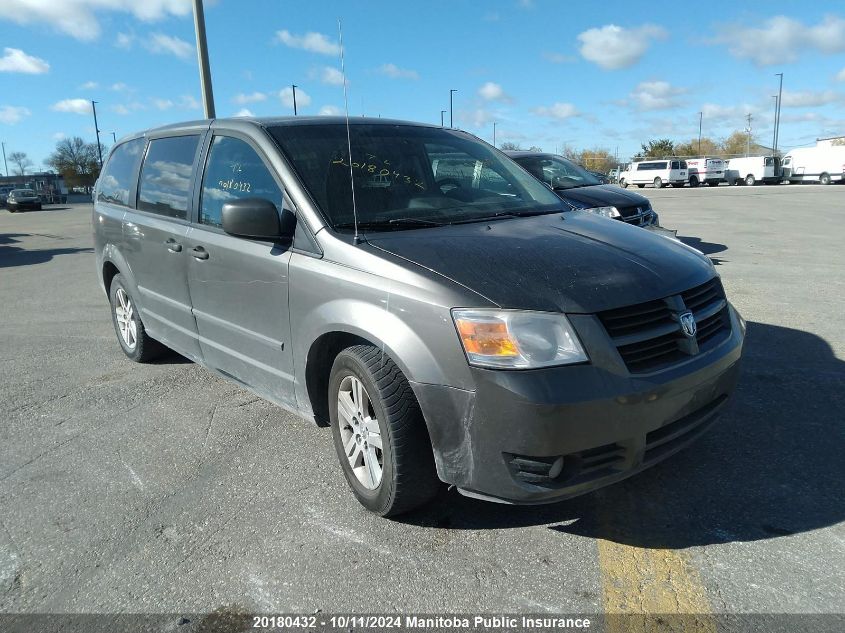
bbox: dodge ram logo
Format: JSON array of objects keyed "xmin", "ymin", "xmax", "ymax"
[{"xmin": 679, "ymin": 311, "xmax": 697, "ymax": 338}]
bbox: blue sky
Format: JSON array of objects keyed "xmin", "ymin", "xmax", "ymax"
[{"xmin": 1, "ymin": 0, "xmax": 844, "ymax": 171}]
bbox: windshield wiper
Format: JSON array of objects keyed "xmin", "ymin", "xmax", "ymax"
[
  {"xmin": 334, "ymin": 217, "xmax": 446, "ymax": 231},
  {"xmin": 453, "ymin": 209, "xmax": 561, "ymax": 224}
]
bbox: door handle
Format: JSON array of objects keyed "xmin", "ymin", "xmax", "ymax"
[
  {"xmin": 165, "ymin": 239, "xmax": 182, "ymax": 253},
  {"xmin": 191, "ymin": 246, "xmax": 209, "ymax": 260}
]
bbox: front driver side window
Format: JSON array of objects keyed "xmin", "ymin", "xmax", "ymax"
[{"xmin": 200, "ymin": 136, "xmax": 284, "ymax": 228}]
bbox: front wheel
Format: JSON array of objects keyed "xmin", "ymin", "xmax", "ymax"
[
  {"xmin": 819, "ymin": 172, "xmax": 831, "ymax": 185},
  {"xmin": 745, "ymin": 174, "xmax": 756, "ymax": 186},
  {"xmin": 653, "ymin": 177, "xmax": 663, "ymax": 188},
  {"xmin": 689, "ymin": 176, "xmax": 699, "ymax": 187},
  {"xmin": 329, "ymin": 345, "xmax": 440, "ymax": 517},
  {"xmin": 619, "ymin": 179, "xmax": 628, "ymax": 188}
]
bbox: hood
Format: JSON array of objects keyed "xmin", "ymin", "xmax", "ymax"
[
  {"xmin": 366, "ymin": 212, "xmax": 714, "ymax": 313},
  {"xmin": 555, "ymin": 184, "xmax": 649, "ymax": 210}
]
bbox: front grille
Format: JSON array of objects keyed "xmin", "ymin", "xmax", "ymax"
[
  {"xmin": 598, "ymin": 277, "xmax": 731, "ymax": 374},
  {"xmin": 618, "ymin": 204, "xmax": 654, "ymax": 226}
]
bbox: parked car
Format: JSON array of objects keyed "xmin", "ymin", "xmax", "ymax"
[
  {"xmin": 506, "ymin": 151, "xmax": 659, "ymax": 227},
  {"xmin": 586, "ymin": 168, "xmax": 609, "ymax": 184},
  {"xmin": 0, "ymin": 186, "xmax": 13, "ymax": 207},
  {"xmin": 93, "ymin": 117, "xmax": 744, "ymax": 516},
  {"xmin": 619, "ymin": 159, "xmax": 687, "ymax": 188},
  {"xmin": 782, "ymin": 146, "xmax": 845, "ymax": 185},
  {"xmin": 686, "ymin": 157, "xmax": 725, "ymax": 187},
  {"xmin": 725, "ymin": 156, "xmax": 781, "ymax": 186},
  {"xmin": 6, "ymin": 188, "xmax": 42, "ymax": 212}
]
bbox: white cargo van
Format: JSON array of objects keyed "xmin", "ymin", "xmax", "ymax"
[
  {"xmin": 619, "ymin": 159, "xmax": 687, "ymax": 189},
  {"xmin": 725, "ymin": 156, "xmax": 781, "ymax": 186},
  {"xmin": 782, "ymin": 146, "xmax": 845, "ymax": 185},
  {"xmin": 686, "ymin": 157, "xmax": 725, "ymax": 187}
]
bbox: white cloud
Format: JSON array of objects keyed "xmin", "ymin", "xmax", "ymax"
[
  {"xmin": 483, "ymin": 12, "xmax": 500, "ymax": 22},
  {"xmin": 320, "ymin": 66, "xmax": 344, "ymax": 85},
  {"xmin": 0, "ymin": 47, "xmax": 49, "ymax": 73},
  {"xmin": 234, "ymin": 108, "xmax": 254, "ymax": 117},
  {"xmin": 145, "ymin": 32, "xmax": 193, "ymax": 58},
  {"xmin": 115, "ymin": 31, "xmax": 134, "ymax": 49},
  {"xmin": 178, "ymin": 94, "xmax": 200, "ymax": 110},
  {"xmin": 275, "ymin": 29, "xmax": 339, "ymax": 55},
  {"xmin": 713, "ymin": 15, "xmax": 845, "ymax": 66},
  {"xmin": 700, "ymin": 102, "xmax": 760, "ymax": 121},
  {"xmin": 459, "ymin": 108, "xmax": 495, "ymax": 128},
  {"xmin": 378, "ymin": 63, "xmax": 419, "ymax": 80},
  {"xmin": 153, "ymin": 98, "xmax": 174, "ymax": 110},
  {"xmin": 478, "ymin": 81, "xmax": 510, "ymax": 102},
  {"xmin": 577, "ymin": 23, "xmax": 667, "ymax": 69},
  {"xmin": 318, "ymin": 105, "xmax": 342, "ymax": 116},
  {"xmin": 0, "ymin": 105, "xmax": 30, "ymax": 124},
  {"xmin": 51, "ymin": 98, "xmax": 92, "ymax": 115},
  {"xmin": 279, "ymin": 86, "xmax": 311, "ymax": 110},
  {"xmin": 628, "ymin": 80, "xmax": 686, "ymax": 111},
  {"xmin": 533, "ymin": 102, "xmax": 579, "ymax": 120},
  {"xmin": 53, "ymin": 131, "xmax": 66, "ymax": 140},
  {"xmin": 233, "ymin": 91, "xmax": 266, "ymax": 104},
  {"xmin": 79, "ymin": 80, "xmax": 98, "ymax": 89},
  {"xmin": 837, "ymin": 68, "xmax": 845, "ymax": 81},
  {"xmin": 110, "ymin": 82, "xmax": 129, "ymax": 92},
  {"xmin": 779, "ymin": 89, "xmax": 844, "ymax": 107},
  {"xmin": 0, "ymin": 0, "xmax": 192, "ymax": 42},
  {"xmin": 112, "ymin": 101, "xmax": 144, "ymax": 115}
]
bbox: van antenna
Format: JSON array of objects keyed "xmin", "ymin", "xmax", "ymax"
[{"xmin": 338, "ymin": 19, "xmax": 360, "ymax": 243}]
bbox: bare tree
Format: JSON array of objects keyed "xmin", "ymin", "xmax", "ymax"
[
  {"xmin": 46, "ymin": 137, "xmax": 102, "ymax": 189},
  {"xmin": 499, "ymin": 141, "xmax": 522, "ymax": 151},
  {"xmin": 8, "ymin": 151, "xmax": 33, "ymax": 176}
]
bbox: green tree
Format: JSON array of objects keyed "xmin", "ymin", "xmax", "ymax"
[
  {"xmin": 674, "ymin": 137, "xmax": 720, "ymax": 157},
  {"xmin": 46, "ymin": 137, "xmax": 102, "ymax": 189},
  {"xmin": 639, "ymin": 139, "xmax": 675, "ymax": 158},
  {"xmin": 8, "ymin": 151, "xmax": 32, "ymax": 176},
  {"xmin": 579, "ymin": 148, "xmax": 616, "ymax": 174},
  {"xmin": 721, "ymin": 130, "xmax": 756, "ymax": 157}
]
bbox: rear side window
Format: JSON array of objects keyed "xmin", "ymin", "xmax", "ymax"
[
  {"xmin": 137, "ymin": 135, "xmax": 200, "ymax": 220},
  {"xmin": 671, "ymin": 161, "xmax": 679, "ymax": 169},
  {"xmin": 199, "ymin": 136, "xmax": 283, "ymax": 228},
  {"xmin": 98, "ymin": 138, "xmax": 144, "ymax": 207}
]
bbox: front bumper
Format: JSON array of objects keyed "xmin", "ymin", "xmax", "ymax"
[{"xmin": 413, "ymin": 304, "xmax": 744, "ymax": 504}]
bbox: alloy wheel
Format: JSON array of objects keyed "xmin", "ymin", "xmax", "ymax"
[
  {"xmin": 337, "ymin": 375, "xmax": 383, "ymax": 489},
  {"xmin": 114, "ymin": 288, "xmax": 137, "ymax": 349}
]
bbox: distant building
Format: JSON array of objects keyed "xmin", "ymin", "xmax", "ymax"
[
  {"xmin": 816, "ymin": 135, "xmax": 845, "ymax": 148},
  {"xmin": 0, "ymin": 172, "xmax": 68, "ymax": 203}
]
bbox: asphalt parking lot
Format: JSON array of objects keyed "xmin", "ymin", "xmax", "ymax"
[{"xmin": 1, "ymin": 186, "xmax": 844, "ymax": 626}]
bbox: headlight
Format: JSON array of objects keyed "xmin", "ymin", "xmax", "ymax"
[
  {"xmin": 452, "ymin": 309, "xmax": 588, "ymax": 369},
  {"xmin": 582, "ymin": 206, "xmax": 620, "ymax": 219}
]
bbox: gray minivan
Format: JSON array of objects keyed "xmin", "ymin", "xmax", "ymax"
[{"xmin": 93, "ymin": 117, "xmax": 744, "ymax": 516}]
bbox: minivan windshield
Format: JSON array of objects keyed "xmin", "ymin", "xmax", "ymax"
[
  {"xmin": 269, "ymin": 124, "xmax": 565, "ymax": 231},
  {"xmin": 511, "ymin": 154, "xmax": 602, "ymax": 190},
  {"xmin": 12, "ymin": 189, "xmax": 36, "ymax": 196}
]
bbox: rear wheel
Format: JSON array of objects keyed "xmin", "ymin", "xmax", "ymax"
[
  {"xmin": 619, "ymin": 179, "xmax": 628, "ymax": 188},
  {"xmin": 745, "ymin": 174, "xmax": 756, "ymax": 186},
  {"xmin": 109, "ymin": 274, "xmax": 164, "ymax": 362},
  {"xmin": 653, "ymin": 177, "xmax": 663, "ymax": 189},
  {"xmin": 329, "ymin": 345, "xmax": 440, "ymax": 517},
  {"xmin": 819, "ymin": 172, "xmax": 831, "ymax": 185},
  {"xmin": 689, "ymin": 176, "xmax": 699, "ymax": 187}
]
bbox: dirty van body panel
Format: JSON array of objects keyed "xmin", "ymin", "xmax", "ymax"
[
  {"xmin": 366, "ymin": 211, "xmax": 714, "ymax": 314},
  {"xmin": 185, "ymin": 226, "xmax": 297, "ymax": 407}
]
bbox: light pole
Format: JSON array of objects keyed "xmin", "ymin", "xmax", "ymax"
[
  {"xmin": 698, "ymin": 111, "xmax": 703, "ymax": 155},
  {"xmin": 292, "ymin": 84, "xmax": 298, "ymax": 116},
  {"xmin": 1, "ymin": 141, "xmax": 7, "ymax": 177},
  {"xmin": 440, "ymin": 110, "xmax": 447, "ymax": 127},
  {"xmin": 771, "ymin": 96, "xmax": 778, "ymax": 155},
  {"xmin": 192, "ymin": 0, "xmax": 216, "ymax": 119},
  {"xmin": 774, "ymin": 72, "xmax": 783, "ymax": 154},
  {"xmin": 91, "ymin": 100, "xmax": 103, "ymax": 168},
  {"xmin": 110, "ymin": 131, "xmax": 117, "ymax": 143},
  {"xmin": 449, "ymin": 89, "xmax": 457, "ymax": 128},
  {"xmin": 493, "ymin": 122, "xmax": 497, "ymax": 147}
]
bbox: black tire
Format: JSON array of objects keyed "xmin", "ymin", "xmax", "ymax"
[
  {"xmin": 653, "ymin": 177, "xmax": 663, "ymax": 189},
  {"xmin": 619, "ymin": 179, "xmax": 628, "ymax": 188},
  {"xmin": 819, "ymin": 172, "xmax": 831, "ymax": 185},
  {"xmin": 671, "ymin": 183, "xmax": 683, "ymax": 188},
  {"xmin": 636, "ymin": 184, "xmax": 645, "ymax": 189},
  {"xmin": 108, "ymin": 274, "xmax": 164, "ymax": 362},
  {"xmin": 689, "ymin": 176, "xmax": 699, "ymax": 188},
  {"xmin": 329, "ymin": 345, "xmax": 439, "ymax": 517},
  {"xmin": 8, "ymin": 207, "xmax": 16, "ymax": 213},
  {"xmin": 745, "ymin": 174, "xmax": 756, "ymax": 186},
  {"xmin": 36, "ymin": 204, "xmax": 42, "ymax": 210}
]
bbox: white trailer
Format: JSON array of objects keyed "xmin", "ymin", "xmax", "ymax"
[
  {"xmin": 685, "ymin": 157, "xmax": 725, "ymax": 187},
  {"xmin": 782, "ymin": 145, "xmax": 845, "ymax": 185},
  {"xmin": 725, "ymin": 156, "xmax": 780, "ymax": 186}
]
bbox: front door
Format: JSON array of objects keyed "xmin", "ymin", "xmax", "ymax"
[
  {"xmin": 185, "ymin": 133, "xmax": 295, "ymax": 406},
  {"xmin": 123, "ymin": 134, "xmax": 203, "ymax": 359}
]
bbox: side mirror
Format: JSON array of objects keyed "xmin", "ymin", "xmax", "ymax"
[{"xmin": 221, "ymin": 198, "xmax": 290, "ymax": 240}]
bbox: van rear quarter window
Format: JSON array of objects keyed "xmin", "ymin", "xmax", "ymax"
[
  {"xmin": 97, "ymin": 138, "xmax": 144, "ymax": 207},
  {"xmin": 137, "ymin": 135, "xmax": 200, "ymax": 220}
]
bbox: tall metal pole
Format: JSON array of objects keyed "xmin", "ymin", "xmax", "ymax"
[
  {"xmin": 493, "ymin": 122, "xmax": 497, "ymax": 147},
  {"xmin": 774, "ymin": 73, "xmax": 783, "ymax": 154},
  {"xmin": 449, "ymin": 89, "xmax": 457, "ymax": 128},
  {"xmin": 771, "ymin": 96, "xmax": 778, "ymax": 155},
  {"xmin": 91, "ymin": 100, "xmax": 103, "ymax": 168},
  {"xmin": 110, "ymin": 131, "xmax": 117, "ymax": 143},
  {"xmin": 746, "ymin": 113, "xmax": 752, "ymax": 157},
  {"xmin": 440, "ymin": 110, "xmax": 446, "ymax": 127},
  {"xmin": 1, "ymin": 142, "xmax": 7, "ymax": 177},
  {"xmin": 192, "ymin": 0, "xmax": 216, "ymax": 119},
  {"xmin": 698, "ymin": 111, "xmax": 702, "ymax": 155},
  {"xmin": 292, "ymin": 84, "xmax": 298, "ymax": 116}
]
